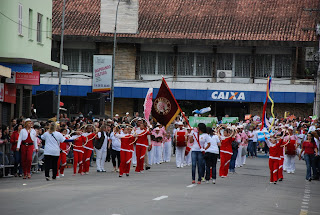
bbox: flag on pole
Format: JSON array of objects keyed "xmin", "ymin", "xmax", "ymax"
[
  {"xmin": 143, "ymin": 88, "xmax": 153, "ymax": 123},
  {"xmin": 152, "ymin": 79, "xmax": 180, "ymax": 129}
]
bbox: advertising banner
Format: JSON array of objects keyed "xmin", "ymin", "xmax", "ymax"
[
  {"xmin": 4, "ymin": 84, "xmax": 16, "ymax": 104},
  {"xmin": 92, "ymin": 55, "xmax": 112, "ymax": 92},
  {"xmin": 189, "ymin": 116, "xmax": 218, "ymax": 128},
  {"xmin": 222, "ymin": 117, "xmax": 239, "ymax": 124}
]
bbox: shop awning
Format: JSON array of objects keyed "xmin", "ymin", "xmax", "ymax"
[
  {"xmin": 0, "ymin": 65, "xmax": 12, "ymax": 78},
  {"xmin": 0, "ymin": 63, "xmax": 33, "ymax": 73}
]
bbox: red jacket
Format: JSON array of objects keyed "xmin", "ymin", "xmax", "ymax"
[{"xmin": 10, "ymin": 131, "xmax": 19, "ymax": 151}]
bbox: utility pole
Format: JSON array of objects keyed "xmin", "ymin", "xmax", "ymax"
[
  {"xmin": 111, "ymin": 0, "xmax": 120, "ymax": 119},
  {"xmin": 314, "ymin": 24, "xmax": 320, "ymax": 117},
  {"xmin": 57, "ymin": 0, "xmax": 66, "ymax": 122}
]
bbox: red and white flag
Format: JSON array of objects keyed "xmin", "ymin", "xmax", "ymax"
[{"xmin": 143, "ymin": 88, "xmax": 153, "ymax": 123}]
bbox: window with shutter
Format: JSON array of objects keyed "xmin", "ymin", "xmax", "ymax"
[
  {"xmin": 37, "ymin": 13, "xmax": 42, "ymax": 42},
  {"xmin": 275, "ymin": 55, "xmax": 292, "ymax": 78},
  {"xmin": 18, "ymin": 4, "xmax": 23, "ymax": 35},
  {"xmin": 255, "ymin": 55, "xmax": 272, "ymax": 77},
  {"xmin": 140, "ymin": 52, "xmax": 156, "ymax": 75},
  {"xmin": 28, "ymin": 9, "xmax": 33, "ymax": 39},
  {"xmin": 177, "ymin": 53, "xmax": 194, "ymax": 76},
  {"xmin": 217, "ymin": 54, "xmax": 233, "ymax": 70},
  {"xmin": 235, "ymin": 54, "xmax": 251, "ymax": 77}
]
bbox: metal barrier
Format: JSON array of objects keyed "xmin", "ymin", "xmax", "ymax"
[{"xmin": 0, "ymin": 143, "xmax": 14, "ymax": 177}]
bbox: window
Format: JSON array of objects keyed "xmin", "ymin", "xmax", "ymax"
[
  {"xmin": 235, "ymin": 54, "xmax": 251, "ymax": 77},
  {"xmin": 255, "ymin": 54, "xmax": 272, "ymax": 77},
  {"xmin": 196, "ymin": 54, "xmax": 212, "ymax": 76},
  {"xmin": 275, "ymin": 55, "xmax": 292, "ymax": 78},
  {"xmin": 140, "ymin": 52, "xmax": 156, "ymax": 75},
  {"xmin": 37, "ymin": 13, "xmax": 42, "ymax": 42},
  {"xmin": 177, "ymin": 53, "xmax": 194, "ymax": 76},
  {"xmin": 63, "ymin": 49, "xmax": 95, "ymax": 73},
  {"xmin": 18, "ymin": 3, "xmax": 23, "ymax": 35},
  {"xmin": 28, "ymin": 9, "xmax": 33, "ymax": 39},
  {"xmin": 46, "ymin": 17, "xmax": 49, "ymax": 38},
  {"xmin": 158, "ymin": 52, "xmax": 174, "ymax": 75},
  {"xmin": 217, "ymin": 54, "xmax": 233, "ymax": 70}
]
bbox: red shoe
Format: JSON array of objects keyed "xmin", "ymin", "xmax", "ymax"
[
  {"xmin": 23, "ymin": 175, "xmax": 27, "ymax": 179},
  {"xmin": 27, "ymin": 174, "xmax": 31, "ymax": 179},
  {"xmin": 197, "ymin": 181, "xmax": 201, "ymax": 184},
  {"xmin": 192, "ymin": 180, "xmax": 195, "ymax": 184}
]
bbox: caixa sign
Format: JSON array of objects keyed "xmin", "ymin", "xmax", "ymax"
[{"xmin": 211, "ymin": 91, "xmax": 246, "ymax": 101}]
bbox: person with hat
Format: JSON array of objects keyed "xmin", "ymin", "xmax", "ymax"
[
  {"xmin": 184, "ymin": 127, "xmax": 194, "ymax": 166},
  {"xmin": 16, "ymin": 119, "xmax": 38, "ymax": 179},
  {"xmin": 151, "ymin": 127, "xmax": 164, "ymax": 165},
  {"xmin": 174, "ymin": 122, "xmax": 187, "ymax": 168}
]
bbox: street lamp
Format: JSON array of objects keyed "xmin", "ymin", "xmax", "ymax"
[{"xmin": 111, "ymin": 0, "xmax": 121, "ymax": 119}]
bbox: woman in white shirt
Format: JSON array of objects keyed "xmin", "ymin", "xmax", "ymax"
[
  {"xmin": 17, "ymin": 118, "xmax": 38, "ymax": 179},
  {"xmin": 191, "ymin": 123, "xmax": 208, "ymax": 184},
  {"xmin": 41, "ymin": 122, "xmax": 65, "ymax": 181},
  {"xmin": 204, "ymin": 127, "xmax": 221, "ymax": 184}
]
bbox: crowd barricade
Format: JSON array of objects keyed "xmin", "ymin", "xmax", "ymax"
[{"xmin": 0, "ymin": 142, "xmax": 14, "ymax": 177}]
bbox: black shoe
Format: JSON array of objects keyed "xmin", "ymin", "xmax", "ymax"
[
  {"xmin": 126, "ymin": 174, "xmax": 129, "ymax": 177},
  {"xmin": 308, "ymin": 178, "xmax": 312, "ymax": 182},
  {"xmin": 145, "ymin": 166, "xmax": 151, "ymax": 170},
  {"xmin": 279, "ymin": 178, "xmax": 283, "ymax": 181},
  {"xmin": 46, "ymin": 177, "xmax": 51, "ymax": 181},
  {"xmin": 119, "ymin": 175, "xmax": 122, "ymax": 177},
  {"xmin": 97, "ymin": 170, "xmax": 101, "ymax": 172}
]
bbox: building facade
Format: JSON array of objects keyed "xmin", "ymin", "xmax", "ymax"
[
  {"xmin": 34, "ymin": 0, "xmax": 319, "ymax": 119},
  {"xmin": 0, "ymin": 0, "xmax": 67, "ymax": 124}
]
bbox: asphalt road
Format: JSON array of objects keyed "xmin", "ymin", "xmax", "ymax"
[{"xmin": 1, "ymin": 154, "xmax": 319, "ymax": 215}]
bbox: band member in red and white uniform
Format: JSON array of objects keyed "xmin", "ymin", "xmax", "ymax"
[
  {"xmin": 56, "ymin": 128, "xmax": 70, "ymax": 178},
  {"xmin": 114, "ymin": 126, "xmax": 136, "ymax": 177},
  {"xmin": 82, "ymin": 125, "xmax": 96, "ymax": 174},
  {"xmin": 265, "ymin": 134, "xmax": 283, "ymax": 184},
  {"xmin": 135, "ymin": 122, "xmax": 151, "ymax": 173},
  {"xmin": 283, "ymin": 126, "xmax": 298, "ymax": 174},
  {"xmin": 218, "ymin": 127, "xmax": 235, "ymax": 178},
  {"xmin": 16, "ymin": 119, "xmax": 38, "ymax": 179},
  {"xmin": 175, "ymin": 122, "xmax": 187, "ymax": 168},
  {"xmin": 70, "ymin": 129, "xmax": 85, "ymax": 175},
  {"xmin": 152, "ymin": 127, "xmax": 164, "ymax": 165}
]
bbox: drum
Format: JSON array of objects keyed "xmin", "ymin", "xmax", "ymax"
[
  {"xmin": 285, "ymin": 140, "xmax": 296, "ymax": 155},
  {"xmin": 176, "ymin": 131, "xmax": 187, "ymax": 147},
  {"xmin": 185, "ymin": 146, "xmax": 191, "ymax": 156}
]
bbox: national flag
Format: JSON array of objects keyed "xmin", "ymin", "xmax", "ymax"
[
  {"xmin": 143, "ymin": 88, "xmax": 153, "ymax": 123},
  {"xmin": 152, "ymin": 78, "xmax": 180, "ymax": 129},
  {"xmin": 192, "ymin": 107, "xmax": 211, "ymax": 114}
]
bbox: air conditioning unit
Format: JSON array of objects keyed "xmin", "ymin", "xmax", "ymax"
[{"xmin": 217, "ymin": 70, "xmax": 232, "ymax": 83}]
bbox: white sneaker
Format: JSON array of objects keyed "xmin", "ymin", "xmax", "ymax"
[
  {"xmin": 56, "ymin": 176, "xmax": 60, "ymax": 178},
  {"xmin": 212, "ymin": 179, "xmax": 216, "ymax": 184},
  {"xmin": 61, "ymin": 174, "xmax": 64, "ymax": 177},
  {"xmin": 140, "ymin": 171, "xmax": 144, "ymax": 174},
  {"xmin": 206, "ymin": 181, "xmax": 209, "ymax": 184}
]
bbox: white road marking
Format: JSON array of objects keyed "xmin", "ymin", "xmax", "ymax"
[
  {"xmin": 301, "ymin": 206, "xmax": 309, "ymax": 209},
  {"xmin": 187, "ymin": 184, "xmax": 197, "ymax": 188},
  {"xmin": 153, "ymin": 195, "xmax": 168, "ymax": 201},
  {"xmin": 22, "ymin": 184, "xmax": 27, "ymax": 186},
  {"xmin": 302, "ymin": 202, "xmax": 309, "ymax": 205},
  {"xmin": 303, "ymin": 199, "xmax": 309, "ymax": 202}
]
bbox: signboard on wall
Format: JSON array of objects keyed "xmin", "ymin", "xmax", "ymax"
[
  {"xmin": 4, "ymin": 84, "xmax": 16, "ymax": 104},
  {"xmin": 189, "ymin": 116, "xmax": 218, "ymax": 128},
  {"xmin": 92, "ymin": 55, "xmax": 112, "ymax": 92},
  {"xmin": 222, "ymin": 117, "xmax": 239, "ymax": 124},
  {"xmin": 6, "ymin": 71, "xmax": 40, "ymax": 85},
  {"xmin": 100, "ymin": 0, "xmax": 139, "ymax": 34}
]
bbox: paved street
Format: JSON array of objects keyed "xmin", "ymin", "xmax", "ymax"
[{"xmin": 1, "ymin": 155, "xmax": 319, "ymax": 215}]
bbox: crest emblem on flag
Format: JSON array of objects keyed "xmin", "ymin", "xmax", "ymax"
[{"xmin": 154, "ymin": 97, "xmax": 171, "ymax": 115}]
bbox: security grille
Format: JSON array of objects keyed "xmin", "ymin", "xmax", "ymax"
[
  {"xmin": 255, "ymin": 54, "xmax": 272, "ymax": 77},
  {"xmin": 275, "ymin": 55, "xmax": 292, "ymax": 78},
  {"xmin": 217, "ymin": 53, "xmax": 233, "ymax": 71},
  {"xmin": 196, "ymin": 54, "xmax": 213, "ymax": 76},
  {"xmin": 140, "ymin": 52, "xmax": 156, "ymax": 75},
  {"xmin": 235, "ymin": 54, "xmax": 251, "ymax": 77},
  {"xmin": 177, "ymin": 53, "xmax": 194, "ymax": 76}
]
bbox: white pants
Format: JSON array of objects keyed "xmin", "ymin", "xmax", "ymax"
[
  {"xmin": 176, "ymin": 147, "xmax": 186, "ymax": 167},
  {"xmin": 153, "ymin": 145, "xmax": 162, "ymax": 164},
  {"xmin": 163, "ymin": 141, "xmax": 171, "ymax": 162},
  {"xmin": 184, "ymin": 151, "xmax": 191, "ymax": 165},
  {"xmin": 95, "ymin": 148, "xmax": 107, "ymax": 171},
  {"xmin": 132, "ymin": 145, "xmax": 137, "ymax": 166},
  {"xmin": 148, "ymin": 146, "xmax": 154, "ymax": 165},
  {"xmin": 235, "ymin": 145, "xmax": 243, "ymax": 167},
  {"xmin": 285, "ymin": 154, "xmax": 296, "ymax": 173},
  {"xmin": 241, "ymin": 146, "xmax": 247, "ymax": 165}
]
